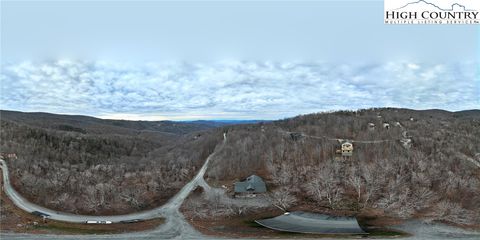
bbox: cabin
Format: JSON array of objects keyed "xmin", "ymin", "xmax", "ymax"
[
  {"xmin": 234, "ymin": 175, "xmax": 267, "ymax": 198},
  {"xmin": 401, "ymin": 138, "xmax": 412, "ymax": 149},
  {"xmin": 290, "ymin": 132, "xmax": 303, "ymax": 141},
  {"xmin": 0, "ymin": 153, "xmax": 17, "ymax": 160},
  {"xmin": 341, "ymin": 142, "xmax": 353, "ymax": 157}
]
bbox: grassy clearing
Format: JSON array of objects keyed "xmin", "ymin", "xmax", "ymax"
[
  {"xmin": 243, "ymin": 220, "xmax": 264, "ymax": 228},
  {"xmin": 32, "ymin": 224, "xmax": 112, "ymax": 235}
]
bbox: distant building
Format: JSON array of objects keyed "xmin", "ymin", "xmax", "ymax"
[
  {"xmin": 290, "ymin": 132, "xmax": 303, "ymax": 141},
  {"xmin": 234, "ymin": 175, "xmax": 267, "ymax": 197},
  {"xmin": 341, "ymin": 142, "xmax": 353, "ymax": 157},
  {"xmin": 368, "ymin": 123, "xmax": 375, "ymax": 130},
  {"xmin": 401, "ymin": 138, "xmax": 412, "ymax": 149},
  {"xmin": 0, "ymin": 153, "xmax": 17, "ymax": 160}
]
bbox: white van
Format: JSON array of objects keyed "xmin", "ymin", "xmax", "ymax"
[{"xmin": 85, "ymin": 220, "xmax": 112, "ymax": 224}]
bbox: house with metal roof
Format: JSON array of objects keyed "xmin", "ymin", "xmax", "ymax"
[{"xmin": 234, "ymin": 175, "xmax": 267, "ymax": 197}]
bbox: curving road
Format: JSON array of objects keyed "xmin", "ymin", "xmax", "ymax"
[
  {"xmin": 0, "ymin": 133, "xmax": 227, "ymax": 225},
  {"xmin": 1, "ymin": 157, "xmax": 165, "ymax": 223}
]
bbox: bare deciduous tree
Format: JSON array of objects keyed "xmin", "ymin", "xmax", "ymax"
[
  {"xmin": 348, "ymin": 171, "xmax": 362, "ymax": 204},
  {"xmin": 305, "ymin": 167, "xmax": 343, "ymax": 209},
  {"xmin": 267, "ymin": 187, "xmax": 297, "ymax": 211}
]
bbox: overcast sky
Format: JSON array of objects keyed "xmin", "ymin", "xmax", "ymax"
[{"xmin": 1, "ymin": 0, "xmax": 478, "ymax": 120}]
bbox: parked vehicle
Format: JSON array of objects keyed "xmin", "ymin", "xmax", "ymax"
[
  {"xmin": 85, "ymin": 220, "xmax": 112, "ymax": 224},
  {"xmin": 31, "ymin": 211, "xmax": 50, "ymax": 218}
]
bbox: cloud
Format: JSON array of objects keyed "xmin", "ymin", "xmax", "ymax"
[{"xmin": 1, "ymin": 60, "xmax": 478, "ymax": 120}]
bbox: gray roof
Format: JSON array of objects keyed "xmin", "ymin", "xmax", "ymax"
[
  {"xmin": 255, "ymin": 211, "xmax": 367, "ymax": 234},
  {"xmin": 234, "ymin": 175, "xmax": 267, "ymax": 193}
]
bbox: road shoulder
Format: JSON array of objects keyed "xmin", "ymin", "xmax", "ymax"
[{"xmin": 0, "ymin": 189, "xmax": 165, "ymax": 235}]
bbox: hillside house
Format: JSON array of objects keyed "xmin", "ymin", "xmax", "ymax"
[
  {"xmin": 0, "ymin": 153, "xmax": 17, "ymax": 160},
  {"xmin": 401, "ymin": 138, "xmax": 412, "ymax": 149},
  {"xmin": 234, "ymin": 175, "xmax": 267, "ymax": 197},
  {"xmin": 290, "ymin": 132, "xmax": 303, "ymax": 141},
  {"xmin": 341, "ymin": 142, "xmax": 353, "ymax": 157}
]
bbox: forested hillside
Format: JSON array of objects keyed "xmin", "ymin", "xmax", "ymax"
[
  {"xmin": 1, "ymin": 108, "xmax": 479, "ymax": 226},
  {"xmin": 0, "ymin": 110, "xmax": 228, "ymax": 135},
  {"xmin": 0, "ymin": 110, "xmax": 223, "ymax": 214},
  {"xmin": 205, "ymin": 108, "xmax": 480, "ymax": 225}
]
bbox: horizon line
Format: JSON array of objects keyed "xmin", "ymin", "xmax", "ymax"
[{"xmin": 1, "ymin": 108, "xmax": 479, "ymax": 122}]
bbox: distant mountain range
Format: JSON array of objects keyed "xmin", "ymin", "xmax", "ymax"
[{"xmin": 0, "ymin": 110, "xmax": 267, "ymax": 135}]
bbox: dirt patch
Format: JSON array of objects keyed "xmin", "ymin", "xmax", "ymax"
[
  {"xmin": 0, "ymin": 190, "xmax": 164, "ymax": 234},
  {"xmin": 357, "ymin": 208, "xmax": 405, "ymax": 228},
  {"xmin": 21, "ymin": 218, "xmax": 165, "ymax": 235},
  {"xmin": 356, "ymin": 208, "xmax": 410, "ymax": 238},
  {"xmin": 185, "ymin": 208, "xmax": 302, "ymax": 238}
]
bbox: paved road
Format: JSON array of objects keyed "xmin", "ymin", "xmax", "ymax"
[
  {"xmin": 0, "ymin": 133, "xmax": 227, "ymax": 225},
  {"xmin": 255, "ymin": 211, "xmax": 366, "ymax": 234}
]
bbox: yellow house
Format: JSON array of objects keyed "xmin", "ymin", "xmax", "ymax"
[{"xmin": 341, "ymin": 142, "xmax": 353, "ymax": 157}]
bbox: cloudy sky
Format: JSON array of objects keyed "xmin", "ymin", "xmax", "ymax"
[{"xmin": 1, "ymin": 0, "xmax": 478, "ymax": 120}]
